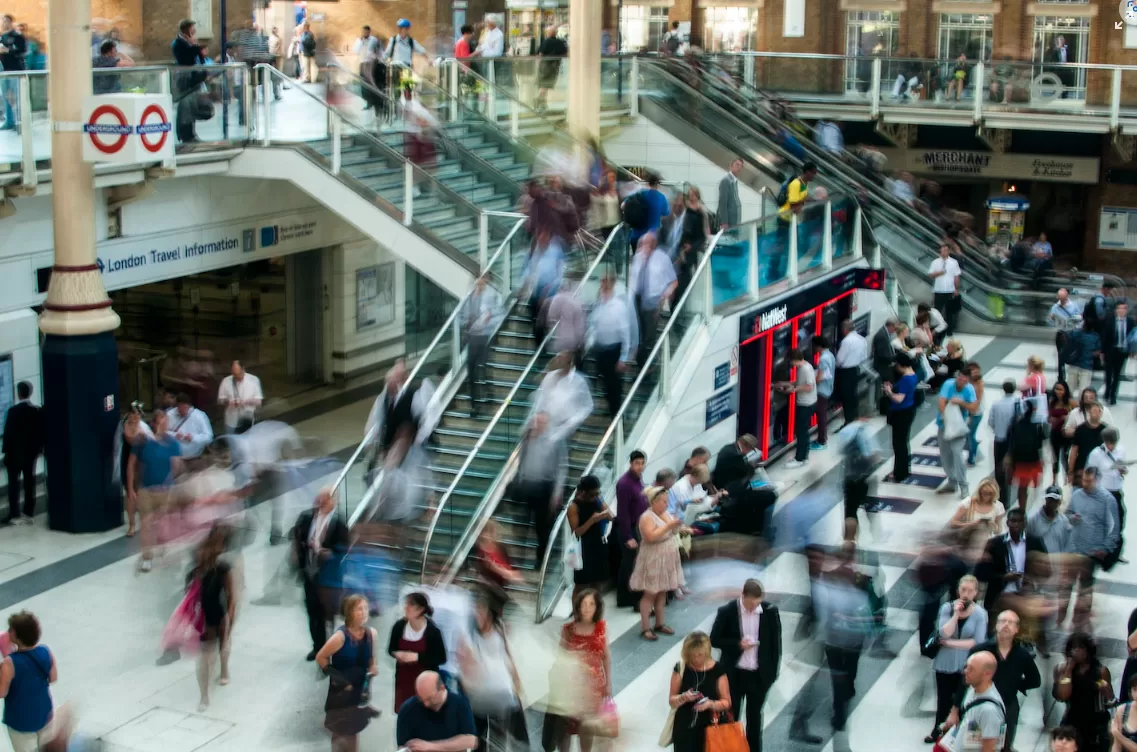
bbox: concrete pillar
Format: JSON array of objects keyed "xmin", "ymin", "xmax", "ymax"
[
  {"xmin": 40, "ymin": 0, "xmax": 123, "ymax": 533},
  {"xmin": 567, "ymin": 0, "xmax": 601, "ymax": 145}
]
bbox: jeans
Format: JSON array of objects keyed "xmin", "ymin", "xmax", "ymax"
[
  {"xmin": 938, "ymin": 426, "xmax": 968, "ymax": 491},
  {"xmin": 0, "ymin": 78, "xmax": 16, "ymax": 127},
  {"xmin": 826, "ymin": 645, "xmax": 861, "ymax": 731},
  {"xmin": 593, "ymin": 343, "xmax": 624, "ymax": 416},
  {"xmin": 815, "ymin": 395, "xmax": 830, "ymax": 445},
  {"xmin": 794, "ymin": 403, "xmax": 813, "ymax": 461},
  {"xmin": 966, "ymin": 413, "xmax": 983, "ymax": 463}
]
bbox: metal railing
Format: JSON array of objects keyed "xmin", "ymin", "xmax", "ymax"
[
  {"xmin": 419, "ymin": 223, "xmax": 627, "ymax": 586},
  {"xmin": 328, "ymin": 214, "xmax": 529, "ymax": 525},
  {"xmin": 533, "ymin": 227, "xmax": 723, "ymax": 622}
]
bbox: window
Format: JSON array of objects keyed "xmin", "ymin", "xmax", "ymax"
[
  {"xmin": 844, "ymin": 11, "xmax": 900, "ymax": 93},
  {"xmin": 619, "ymin": 6, "xmax": 669, "ymax": 53},
  {"xmin": 937, "ymin": 13, "xmax": 993, "ymax": 61},
  {"xmin": 1033, "ymin": 15, "xmax": 1090, "ymax": 99},
  {"xmin": 702, "ymin": 7, "xmax": 759, "ymax": 53}
]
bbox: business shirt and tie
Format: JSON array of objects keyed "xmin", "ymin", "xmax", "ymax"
[
  {"xmin": 835, "ymin": 331, "xmax": 868, "ymax": 424},
  {"xmin": 1104, "ymin": 314, "xmax": 1133, "ymax": 404},
  {"xmin": 545, "ymin": 290, "xmax": 587, "ymax": 357},
  {"xmin": 717, "ymin": 172, "xmax": 742, "ymax": 229},
  {"xmin": 710, "ymin": 598, "xmax": 782, "ymax": 752}
]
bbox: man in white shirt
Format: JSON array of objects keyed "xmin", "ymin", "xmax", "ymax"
[
  {"xmin": 475, "ymin": 15, "xmax": 504, "ymax": 59},
  {"xmin": 530, "ymin": 352, "xmax": 594, "ymax": 444},
  {"xmin": 353, "ymin": 25, "xmax": 381, "ymax": 110},
  {"xmin": 589, "ymin": 271, "xmax": 635, "ymax": 416},
  {"xmin": 629, "ymin": 233, "xmax": 678, "ymax": 365},
  {"xmin": 166, "ymin": 393, "xmax": 214, "ymax": 460},
  {"xmin": 834, "ymin": 319, "xmax": 868, "ymax": 428},
  {"xmin": 1086, "ymin": 426, "xmax": 1126, "ymax": 508},
  {"xmin": 384, "ymin": 19, "xmax": 427, "ymax": 69},
  {"xmin": 218, "ymin": 360, "xmax": 263, "ymax": 433},
  {"xmin": 668, "ymin": 463, "xmax": 725, "ymax": 524},
  {"xmin": 464, "ymin": 274, "xmax": 502, "ymax": 415},
  {"xmin": 929, "ymin": 243, "xmax": 962, "ymax": 335},
  {"xmin": 814, "ymin": 118, "xmax": 844, "ymax": 156},
  {"xmin": 1049, "ymin": 288, "xmax": 1082, "ymax": 383}
]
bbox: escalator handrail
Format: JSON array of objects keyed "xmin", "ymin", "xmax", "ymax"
[
  {"xmin": 420, "ymin": 223, "xmax": 627, "ymax": 586},
  {"xmin": 254, "ymin": 63, "xmax": 516, "ymax": 237},
  {"xmin": 533, "ymin": 227, "xmax": 725, "ymax": 623},
  {"xmin": 331, "ymin": 216, "xmax": 530, "ymax": 523}
]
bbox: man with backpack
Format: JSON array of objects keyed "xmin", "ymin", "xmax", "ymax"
[
  {"xmin": 936, "ymin": 651, "xmax": 1006, "ymax": 752},
  {"xmin": 621, "ymin": 173, "xmax": 670, "ymax": 255},
  {"xmin": 775, "ymin": 162, "xmax": 817, "ymax": 280},
  {"xmin": 384, "ymin": 18, "xmax": 428, "ymax": 101}
]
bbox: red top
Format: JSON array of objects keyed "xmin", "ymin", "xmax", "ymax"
[
  {"xmin": 455, "ymin": 38, "xmax": 472, "ymax": 58},
  {"xmin": 561, "ymin": 620, "xmax": 608, "ymax": 713}
]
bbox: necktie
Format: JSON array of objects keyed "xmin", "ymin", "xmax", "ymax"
[{"xmin": 1120, "ymin": 320, "xmax": 1126, "ymax": 349}]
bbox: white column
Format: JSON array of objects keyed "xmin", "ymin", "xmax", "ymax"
[
  {"xmin": 567, "ymin": 0, "xmax": 601, "ymax": 146},
  {"xmin": 39, "ymin": 0, "xmax": 119, "ymax": 337}
]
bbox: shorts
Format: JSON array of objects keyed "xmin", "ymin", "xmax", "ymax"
[
  {"xmin": 1012, "ymin": 461, "xmax": 1042, "ymax": 487},
  {"xmin": 137, "ymin": 487, "xmax": 173, "ymax": 515}
]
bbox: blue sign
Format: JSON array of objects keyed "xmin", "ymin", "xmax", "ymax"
[
  {"xmin": 705, "ymin": 388, "xmax": 736, "ymax": 430},
  {"xmin": 713, "ymin": 362, "xmax": 730, "ymax": 391}
]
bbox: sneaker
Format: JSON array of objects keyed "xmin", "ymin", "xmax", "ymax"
[
  {"xmin": 784, "ymin": 459, "xmax": 809, "ymax": 470},
  {"xmin": 959, "ymin": 485, "xmax": 970, "ymax": 499},
  {"xmin": 809, "ymin": 441, "xmax": 826, "ymax": 450},
  {"xmin": 935, "ymin": 485, "xmax": 958, "ymax": 495},
  {"xmin": 139, "ymin": 558, "xmax": 152, "ymax": 573}
]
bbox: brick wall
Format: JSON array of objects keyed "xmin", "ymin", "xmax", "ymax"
[
  {"xmin": 2, "ymin": 0, "xmax": 144, "ymax": 58},
  {"xmin": 751, "ymin": 0, "xmax": 841, "ymax": 95},
  {"xmin": 139, "ymin": 0, "xmax": 255, "ymax": 61}
]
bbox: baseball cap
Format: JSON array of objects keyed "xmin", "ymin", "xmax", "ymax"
[
  {"xmin": 1044, "ymin": 485, "xmax": 1063, "ymax": 501},
  {"xmin": 397, "ymin": 18, "xmax": 411, "ymax": 28}
]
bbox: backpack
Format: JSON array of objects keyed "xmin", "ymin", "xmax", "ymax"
[
  {"xmin": 622, "ymin": 190, "xmax": 651, "ymax": 231},
  {"xmin": 663, "ymin": 34, "xmax": 680, "ymax": 54},
  {"xmin": 775, "ymin": 175, "xmax": 798, "ymax": 207},
  {"xmin": 933, "ymin": 696, "xmax": 1006, "ymax": 752},
  {"xmin": 386, "ymin": 35, "xmax": 415, "ymax": 59},
  {"xmin": 1010, "ymin": 408, "xmax": 1041, "ymax": 462},
  {"xmin": 301, "ymin": 31, "xmax": 316, "ymax": 55}
]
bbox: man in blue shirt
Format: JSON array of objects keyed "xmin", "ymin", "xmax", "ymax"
[
  {"xmin": 624, "ymin": 173, "xmax": 670, "ymax": 252},
  {"xmin": 937, "ymin": 369, "xmax": 978, "ymax": 499},
  {"xmin": 396, "ymin": 671, "xmax": 478, "ymax": 751},
  {"xmin": 126, "ymin": 410, "xmax": 183, "ymax": 571}
]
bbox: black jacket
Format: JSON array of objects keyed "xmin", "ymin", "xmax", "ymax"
[
  {"xmin": 387, "ymin": 618, "xmax": 447, "ymax": 671},
  {"xmin": 711, "ymin": 443, "xmax": 752, "ymax": 494},
  {"xmin": 710, "ymin": 599, "xmax": 781, "ymax": 688},
  {"xmin": 872, "ymin": 326, "xmax": 895, "ymax": 377},
  {"xmin": 2, "ymin": 402, "xmax": 43, "ymax": 465},
  {"xmin": 975, "ymin": 532, "xmax": 1049, "ymax": 613},
  {"xmin": 1102, "ymin": 315, "xmax": 1136, "ymax": 351},
  {"xmin": 290, "ymin": 507, "xmax": 350, "ymax": 580}
]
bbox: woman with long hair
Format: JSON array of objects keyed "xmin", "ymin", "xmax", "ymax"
[
  {"xmin": 387, "ymin": 592, "xmax": 447, "ymax": 713},
  {"xmin": 668, "ymin": 631, "xmax": 731, "ymax": 752},
  {"xmin": 193, "ymin": 523, "xmax": 237, "ymax": 712},
  {"xmin": 1054, "ymin": 632, "xmax": 1113, "ymax": 752},
  {"xmin": 317, "ymin": 595, "xmax": 379, "ymax": 752},
  {"xmin": 949, "ymin": 477, "xmax": 1005, "ymax": 565},
  {"xmin": 459, "ymin": 590, "xmax": 527, "ymax": 751},
  {"xmin": 674, "ymin": 186, "xmax": 712, "ymax": 304},
  {"xmin": 1049, "ymin": 380, "xmax": 1077, "ymax": 484},
  {"xmin": 551, "ymin": 588, "xmax": 612, "ymax": 752}
]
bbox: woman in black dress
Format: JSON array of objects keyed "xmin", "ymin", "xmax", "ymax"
[
  {"xmin": 193, "ymin": 524, "xmax": 236, "ymax": 713},
  {"xmin": 1054, "ymin": 632, "xmax": 1114, "ymax": 752},
  {"xmin": 669, "ymin": 631, "xmax": 731, "ymax": 752},
  {"xmin": 568, "ymin": 475, "xmax": 612, "ymax": 601}
]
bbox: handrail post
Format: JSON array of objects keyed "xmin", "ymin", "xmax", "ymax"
[
  {"xmin": 504, "ymin": 230, "xmax": 514, "ymax": 290},
  {"xmin": 449, "ymin": 61, "xmax": 459, "ymax": 122},
  {"xmin": 157, "ymin": 69, "xmax": 177, "ymax": 171},
  {"xmin": 889, "ymin": 276, "xmax": 900, "ymax": 314},
  {"xmin": 747, "ymin": 223, "xmax": 760, "ymax": 300},
  {"xmin": 404, "ymin": 162, "xmax": 415, "ymax": 226},
  {"xmin": 853, "ymin": 205, "xmax": 864, "ymax": 259},
  {"xmin": 661, "ymin": 337, "xmax": 671, "ymax": 405},
  {"xmin": 261, "ymin": 67, "xmax": 272, "ymax": 146},
  {"xmin": 972, "ymin": 62, "xmax": 984, "ymax": 123},
  {"xmin": 1111, "ymin": 67, "xmax": 1123, "ymax": 132},
  {"xmin": 872, "ymin": 243, "xmax": 882, "ymax": 269},
  {"xmin": 510, "ymin": 99, "xmax": 520, "ymax": 137},
  {"xmin": 630, "ymin": 56, "xmax": 640, "ymax": 117},
  {"xmin": 331, "ymin": 117, "xmax": 342, "ymax": 175},
  {"xmin": 242, "ymin": 66, "xmax": 253, "ymax": 142},
  {"xmin": 788, "ymin": 214, "xmax": 799, "ymax": 285},
  {"xmin": 870, "ymin": 58, "xmax": 881, "ymax": 119},
  {"xmin": 478, "ymin": 213, "xmax": 490, "ymax": 270},
  {"xmin": 488, "ymin": 62, "xmax": 497, "ymax": 120},
  {"xmin": 450, "ymin": 314, "xmax": 462, "ymax": 370},
  {"xmin": 822, "ymin": 200, "xmax": 833, "ymax": 271},
  {"xmin": 744, "ymin": 55, "xmax": 755, "ymax": 88},
  {"xmin": 702, "ymin": 253, "xmax": 714, "ymax": 321},
  {"xmin": 18, "ymin": 77, "xmax": 35, "ymax": 188}
]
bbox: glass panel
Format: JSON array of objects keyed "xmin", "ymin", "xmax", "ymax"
[
  {"xmin": 190, "ymin": 64, "xmax": 250, "ymax": 146},
  {"xmin": 844, "ymin": 11, "xmax": 899, "ymax": 94},
  {"xmin": 985, "ymin": 59, "xmax": 1111, "ymax": 115},
  {"xmin": 710, "ymin": 223, "xmax": 752, "ymax": 307},
  {"xmin": 832, "ymin": 196, "xmax": 855, "ymax": 259},
  {"xmin": 1121, "ymin": 69, "xmax": 1137, "ymax": 121},
  {"xmin": 703, "ymin": 7, "xmax": 758, "ymax": 53},
  {"xmin": 759, "ymin": 213, "xmax": 789, "ymax": 288},
  {"xmin": 1031, "ymin": 16, "xmax": 1091, "ymax": 101},
  {"xmin": 0, "ymin": 73, "xmax": 41, "ymax": 170},
  {"xmin": 261, "ymin": 64, "xmax": 330, "ymax": 143},
  {"xmin": 797, "ymin": 202, "xmax": 826, "ymax": 272},
  {"xmin": 937, "ymin": 13, "xmax": 993, "ymax": 60},
  {"xmin": 620, "ymin": 6, "xmax": 669, "ymax": 53}
]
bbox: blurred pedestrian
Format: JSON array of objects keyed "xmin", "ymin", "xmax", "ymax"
[
  {"xmin": 458, "ymin": 592, "xmax": 528, "ymax": 751},
  {"xmin": 317, "ymin": 594, "xmax": 379, "ymax": 751},
  {"xmin": 513, "ymin": 412, "xmax": 567, "ymax": 567},
  {"xmin": 464, "ymin": 274, "xmax": 502, "ymax": 417},
  {"xmin": 193, "ymin": 524, "xmax": 237, "ymax": 711},
  {"xmin": 629, "ymin": 232, "xmax": 677, "ymax": 365},
  {"xmin": 666, "ymin": 631, "xmax": 731, "ymax": 752},
  {"xmin": 127, "ymin": 410, "xmax": 184, "ymax": 571},
  {"xmin": 524, "ymin": 228, "xmax": 567, "ymax": 344},
  {"xmin": 388, "ymin": 592, "xmax": 446, "ymax": 713},
  {"xmin": 535, "ymin": 26, "xmax": 566, "ymax": 111},
  {"xmin": 544, "ymin": 272, "xmax": 586, "ymax": 367},
  {"xmin": 293, "ymin": 489, "xmax": 350, "ymax": 661},
  {"xmin": 1066, "ymin": 466, "xmax": 1119, "ymax": 632},
  {"xmin": 1053, "ymin": 632, "xmax": 1113, "ymax": 752},
  {"xmin": 630, "ymin": 486, "xmax": 685, "ymax": 641},
  {"xmin": 550, "ymin": 589, "xmax": 612, "ymax": 752},
  {"xmin": 589, "ymin": 271, "xmax": 635, "ymax": 417},
  {"xmin": 569, "ymin": 475, "xmax": 612, "ymax": 600}
]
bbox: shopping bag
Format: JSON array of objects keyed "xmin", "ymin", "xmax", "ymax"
[
  {"xmin": 581, "ymin": 697, "xmax": 619, "ymax": 738},
  {"xmin": 160, "ymin": 579, "xmax": 204, "ymax": 654},
  {"xmin": 564, "ymin": 536, "xmax": 583, "ymax": 571},
  {"xmin": 705, "ymin": 711, "xmax": 750, "ymax": 752},
  {"xmin": 942, "ymin": 403, "xmax": 968, "ymax": 441}
]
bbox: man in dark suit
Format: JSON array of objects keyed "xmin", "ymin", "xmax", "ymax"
[
  {"xmin": 716, "ymin": 158, "xmax": 744, "ymax": 230},
  {"xmin": 710, "ymin": 579, "xmax": 782, "ymax": 752},
  {"xmin": 872, "ymin": 317, "xmax": 898, "ymax": 414},
  {"xmin": 975, "ymin": 507, "xmax": 1049, "ymax": 615},
  {"xmin": 2, "ymin": 381, "xmax": 43, "ymax": 525},
  {"xmin": 364, "ymin": 359, "xmax": 420, "ymax": 473},
  {"xmin": 292, "ymin": 488, "xmax": 350, "ymax": 660},
  {"xmin": 1102, "ymin": 301, "xmax": 1133, "ymax": 406}
]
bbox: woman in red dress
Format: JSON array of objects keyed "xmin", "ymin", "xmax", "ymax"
[
  {"xmin": 555, "ymin": 588, "xmax": 613, "ymax": 752},
  {"xmin": 386, "ymin": 592, "xmax": 447, "ymax": 712}
]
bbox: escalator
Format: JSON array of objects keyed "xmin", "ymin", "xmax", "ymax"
[{"xmin": 631, "ymin": 58, "xmax": 1122, "ymax": 328}]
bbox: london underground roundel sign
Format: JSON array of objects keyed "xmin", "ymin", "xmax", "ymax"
[
  {"xmin": 137, "ymin": 104, "xmax": 172, "ymax": 153},
  {"xmin": 83, "ymin": 104, "xmax": 132, "ymax": 155}
]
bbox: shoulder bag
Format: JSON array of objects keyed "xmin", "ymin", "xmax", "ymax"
[{"xmin": 658, "ymin": 657, "xmax": 686, "ymax": 747}]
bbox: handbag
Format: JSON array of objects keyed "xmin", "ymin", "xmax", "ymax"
[
  {"xmin": 942, "ymin": 401, "xmax": 968, "ymax": 441},
  {"xmin": 705, "ymin": 711, "xmax": 750, "ymax": 752},
  {"xmin": 160, "ymin": 578, "xmax": 205, "ymax": 654},
  {"xmin": 658, "ymin": 656, "xmax": 685, "ymax": 747},
  {"xmin": 581, "ymin": 697, "xmax": 620, "ymax": 738},
  {"xmin": 193, "ymin": 93, "xmax": 214, "ymax": 121}
]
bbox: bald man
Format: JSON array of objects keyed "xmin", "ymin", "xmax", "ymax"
[
  {"xmin": 396, "ymin": 671, "xmax": 478, "ymax": 751},
  {"xmin": 291, "ymin": 488, "xmax": 349, "ymax": 661},
  {"xmin": 948, "ymin": 610, "xmax": 1040, "ymax": 752},
  {"xmin": 940, "ymin": 651, "xmax": 1007, "ymax": 752}
]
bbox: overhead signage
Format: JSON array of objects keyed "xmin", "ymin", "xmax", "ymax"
[
  {"xmin": 874, "ymin": 148, "xmax": 1100, "ymax": 184},
  {"xmin": 82, "ymin": 94, "xmax": 174, "ymax": 164},
  {"xmin": 739, "ymin": 268, "xmax": 885, "ymax": 341}
]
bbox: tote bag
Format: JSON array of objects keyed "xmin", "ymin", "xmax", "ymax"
[
  {"xmin": 658, "ymin": 657, "xmax": 685, "ymax": 747},
  {"xmin": 705, "ymin": 711, "xmax": 750, "ymax": 752}
]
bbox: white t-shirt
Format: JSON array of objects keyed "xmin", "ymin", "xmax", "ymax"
[
  {"xmin": 1086, "ymin": 444, "xmax": 1126, "ymax": 492},
  {"xmin": 930, "ymin": 257, "xmax": 961, "ymax": 294},
  {"xmin": 218, "ymin": 373, "xmax": 264, "ymax": 429}
]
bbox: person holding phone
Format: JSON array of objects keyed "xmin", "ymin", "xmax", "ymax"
[
  {"xmin": 929, "ymin": 575, "xmax": 988, "ymax": 744},
  {"xmin": 669, "ymin": 631, "xmax": 731, "ymax": 752}
]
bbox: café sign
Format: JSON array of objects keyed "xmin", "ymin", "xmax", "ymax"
[{"xmin": 875, "ymin": 148, "xmax": 1099, "ymax": 184}]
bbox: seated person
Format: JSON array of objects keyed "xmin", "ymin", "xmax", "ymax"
[
  {"xmin": 946, "ymin": 53, "xmax": 968, "ymax": 101},
  {"xmin": 989, "ymin": 56, "xmax": 1019, "ymax": 104},
  {"xmin": 396, "ymin": 671, "xmax": 478, "ymax": 751},
  {"xmin": 668, "ymin": 463, "xmax": 727, "ymax": 526},
  {"xmin": 711, "ymin": 434, "xmax": 776, "ymax": 535}
]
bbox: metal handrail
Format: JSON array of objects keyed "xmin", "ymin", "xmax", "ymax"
[
  {"xmin": 253, "ymin": 63, "xmax": 515, "ymax": 236},
  {"xmin": 330, "ymin": 215, "xmax": 529, "ymax": 522},
  {"xmin": 534, "ymin": 227, "xmax": 724, "ymax": 622},
  {"xmin": 643, "ymin": 50, "xmax": 1137, "ymax": 72},
  {"xmin": 419, "ymin": 222, "xmax": 626, "ymax": 585}
]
